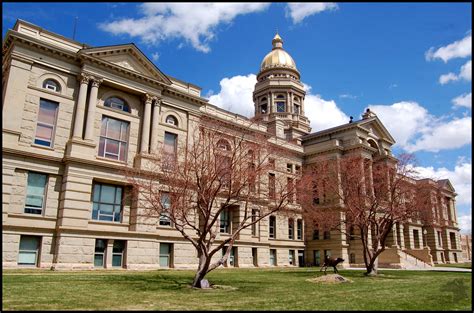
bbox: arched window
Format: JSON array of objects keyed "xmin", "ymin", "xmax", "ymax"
[
  {"xmin": 260, "ymin": 97, "xmax": 268, "ymax": 114},
  {"xmin": 104, "ymin": 97, "xmax": 130, "ymax": 113},
  {"xmin": 217, "ymin": 139, "xmax": 231, "ymax": 151},
  {"xmin": 276, "ymin": 94, "xmax": 285, "ymax": 99},
  {"xmin": 165, "ymin": 115, "xmax": 178, "ymax": 126},
  {"xmin": 42, "ymin": 79, "xmax": 61, "ymax": 92}
]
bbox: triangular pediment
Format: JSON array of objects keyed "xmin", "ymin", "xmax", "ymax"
[
  {"xmin": 438, "ymin": 179, "xmax": 456, "ymax": 193},
  {"xmin": 357, "ymin": 117, "xmax": 396, "ymax": 144},
  {"xmin": 80, "ymin": 44, "xmax": 172, "ymax": 85}
]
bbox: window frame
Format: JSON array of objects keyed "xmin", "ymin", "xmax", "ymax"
[
  {"xmin": 24, "ymin": 172, "xmax": 48, "ymax": 215},
  {"xmin": 288, "ymin": 218, "xmax": 294, "ymax": 240},
  {"xmin": 18, "ymin": 235, "xmax": 41, "ymax": 266},
  {"xmin": 165, "ymin": 115, "xmax": 178, "ymax": 127},
  {"xmin": 91, "ymin": 183, "xmax": 124, "ymax": 223},
  {"xmin": 269, "ymin": 215, "xmax": 276, "ymax": 239},
  {"xmin": 104, "ymin": 96, "xmax": 130, "ymax": 113},
  {"xmin": 220, "ymin": 208, "xmax": 231, "ymax": 234},
  {"xmin": 42, "ymin": 79, "xmax": 61, "ymax": 92},
  {"xmin": 99, "ymin": 116, "xmax": 130, "ymax": 162},
  {"xmin": 112, "ymin": 240, "xmax": 125, "ymax": 268},
  {"xmin": 34, "ymin": 98, "xmax": 59, "ymax": 148},
  {"xmin": 94, "ymin": 239, "xmax": 107, "ymax": 267},
  {"xmin": 159, "ymin": 192, "xmax": 172, "ymax": 227}
]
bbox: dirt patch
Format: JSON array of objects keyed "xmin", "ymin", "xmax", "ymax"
[
  {"xmin": 188, "ymin": 284, "xmax": 238, "ymax": 291},
  {"xmin": 307, "ymin": 274, "xmax": 353, "ymax": 284}
]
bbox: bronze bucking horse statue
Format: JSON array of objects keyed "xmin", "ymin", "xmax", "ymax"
[{"xmin": 320, "ymin": 256, "xmax": 344, "ymax": 274}]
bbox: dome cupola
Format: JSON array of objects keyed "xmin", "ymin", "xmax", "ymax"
[{"xmin": 260, "ymin": 33, "xmax": 298, "ymax": 72}]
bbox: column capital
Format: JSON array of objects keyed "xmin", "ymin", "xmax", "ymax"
[
  {"xmin": 91, "ymin": 77, "xmax": 103, "ymax": 88},
  {"xmin": 152, "ymin": 96, "xmax": 162, "ymax": 106},
  {"xmin": 78, "ymin": 72, "xmax": 92, "ymax": 84},
  {"xmin": 143, "ymin": 93, "xmax": 155, "ymax": 104}
]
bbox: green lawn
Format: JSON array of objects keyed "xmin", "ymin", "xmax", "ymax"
[
  {"xmin": 435, "ymin": 262, "xmax": 472, "ymax": 269},
  {"xmin": 2, "ymin": 267, "xmax": 472, "ymax": 311}
]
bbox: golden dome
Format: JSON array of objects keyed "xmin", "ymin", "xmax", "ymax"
[{"xmin": 260, "ymin": 33, "xmax": 297, "ymax": 72}]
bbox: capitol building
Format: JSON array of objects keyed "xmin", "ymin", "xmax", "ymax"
[{"xmin": 2, "ymin": 20, "xmax": 463, "ymax": 270}]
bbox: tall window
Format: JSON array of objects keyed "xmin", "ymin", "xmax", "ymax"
[
  {"xmin": 112, "ymin": 240, "xmax": 125, "ymax": 267},
  {"xmin": 313, "ymin": 250, "xmax": 320, "ymax": 266},
  {"xmin": 269, "ymin": 216, "xmax": 276, "ymax": 239},
  {"xmin": 297, "ymin": 219, "xmax": 303, "ymax": 240},
  {"xmin": 94, "ymin": 239, "xmax": 107, "ymax": 267},
  {"xmin": 276, "ymin": 102, "xmax": 285, "ymax": 113},
  {"xmin": 25, "ymin": 172, "xmax": 47, "ymax": 215},
  {"xmin": 34, "ymin": 99, "xmax": 59, "ymax": 147},
  {"xmin": 104, "ymin": 97, "xmax": 130, "ymax": 112},
  {"xmin": 437, "ymin": 231, "xmax": 443, "ymax": 247},
  {"xmin": 92, "ymin": 183, "xmax": 123, "ymax": 222},
  {"xmin": 220, "ymin": 208, "xmax": 231, "ymax": 233},
  {"xmin": 289, "ymin": 250, "xmax": 295, "ymax": 265},
  {"xmin": 99, "ymin": 116, "xmax": 129, "ymax": 162},
  {"xmin": 313, "ymin": 229, "xmax": 320, "ymax": 240},
  {"xmin": 323, "ymin": 230, "xmax": 331, "ymax": 240},
  {"xmin": 18, "ymin": 236, "xmax": 40, "ymax": 266},
  {"xmin": 268, "ymin": 173, "xmax": 275, "ymax": 199},
  {"xmin": 160, "ymin": 243, "xmax": 172, "ymax": 268},
  {"xmin": 270, "ymin": 249, "xmax": 277, "ymax": 266},
  {"xmin": 163, "ymin": 132, "xmax": 178, "ymax": 157},
  {"xmin": 159, "ymin": 192, "xmax": 172, "ymax": 226},
  {"xmin": 42, "ymin": 79, "xmax": 61, "ymax": 92},
  {"xmin": 251, "ymin": 209, "xmax": 258, "ymax": 236},
  {"xmin": 287, "ymin": 177, "xmax": 294, "ymax": 203},
  {"xmin": 288, "ymin": 218, "xmax": 294, "ymax": 239}
]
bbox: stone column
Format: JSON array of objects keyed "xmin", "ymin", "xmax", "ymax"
[
  {"xmin": 140, "ymin": 94, "xmax": 153, "ymax": 154},
  {"xmin": 269, "ymin": 92, "xmax": 274, "ymax": 113},
  {"xmin": 72, "ymin": 73, "xmax": 90, "ymax": 139},
  {"xmin": 149, "ymin": 97, "xmax": 161, "ymax": 154},
  {"xmin": 84, "ymin": 77, "xmax": 103, "ymax": 141}
]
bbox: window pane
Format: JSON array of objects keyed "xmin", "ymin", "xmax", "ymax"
[
  {"xmin": 160, "ymin": 243, "xmax": 171, "ymax": 255},
  {"xmin": 35, "ymin": 124, "xmax": 53, "ymax": 142},
  {"xmin": 106, "ymin": 118, "xmax": 122, "ymax": 140},
  {"xmin": 164, "ymin": 132, "xmax": 177, "ymax": 154},
  {"xmin": 99, "ymin": 204, "xmax": 114, "ymax": 214},
  {"xmin": 95, "ymin": 239, "xmax": 107, "ymax": 252},
  {"xmin": 112, "ymin": 254, "xmax": 122, "ymax": 267},
  {"xmin": 119, "ymin": 143, "xmax": 127, "ymax": 161},
  {"xmin": 18, "ymin": 251, "xmax": 37, "ymax": 265},
  {"xmin": 159, "ymin": 256, "xmax": 169, "ymax": 267},
  {"xmin": 94, "ymin": 254, "xmax": 104, "ymax": 267},
  {"xmin": 120, "ymin": 123, "xmax": 129, "ymax": 141},
  {"xmin": 105, "ymin": 139, "xmax": 120, "ymax": 157},
  {"xmin": 100, "ymin": 118, "xmax": 107, "ymax": 137},
  {"xmin": 114, "ymin": 207, "xmax": 121, "ymax": 222},
  {"xmin": 92, "ymin": 203, "xmax": 99, "ymax": 220},
  {"xmin": 27, "ymin": 173, "xmax": 47, "ymax": 195},
  {"xmin": 38, "ymin": 100, "xmax": 58, "ymax": 125},
  {"xmin": 113, "ymin": 241, "xmax": 125, "ymax": 252},
  {"xmin": 100, "ymin": 185, "xmax": 116, "ymax": 203},
  {"xmin": 20, "ymin": 236, "xmax": 40, "ymax": 251},
  {"xmin": 93, "ymin": 185, "xmax": 101, "ymax": 202},
  {"xmin": 115, "ymin": 187, "xmax": 122, "ymax": 204},
  {"xmin": 25, "ymin": 195, "xmax": 43, "ymax": 208}
]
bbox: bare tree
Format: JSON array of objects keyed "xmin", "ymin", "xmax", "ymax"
[
  {"xmin": 127, "ymin": 117, "xmax": 296, "ymax": 288},
  {"xmin": 298, "ymin": 153, "xmax": 430, "ymax": 276}
]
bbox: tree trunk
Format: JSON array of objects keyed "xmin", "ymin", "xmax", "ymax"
[
  {"xmin": 366, "ymin": 257, "xmax": 378, "ymax": 276},
  {"xmin": 192, "ymin": 256, "xmax": 210, "ymax": 288}
]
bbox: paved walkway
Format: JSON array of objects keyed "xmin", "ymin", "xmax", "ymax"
[{"xmin": 346, "ymin": 267, "xmax": 471, "ymax": 272}]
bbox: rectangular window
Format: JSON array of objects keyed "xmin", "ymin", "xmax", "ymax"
[
  {"xmin": 112, "ymin": 240, "xmax": 125, "ymax": 267},
  {"xmin": 34, "ymin": 99, "xmax": 59, "ymax": 147},
  {"xmin": 323, "ymin": 230, "xmax": 331, "ymax": 240},
  {"xmin": 269, "ymin": 173, "xmax": 275, "ymax": 199},
  {"xmin": 18, "ymin": 235, "xmax": 40, "ymax": 266},
  {"xmin": 160, "ymin": 243, "xmax": 172, "ymax": 268},
  {"xmin": 99, "ymin": 116, "xmax": 129, "ymax": 162},
  {"xmin": 287, "ymin": 163, "xmax": 293, "ymax": 173},
  {"xmin": 251, "ymin": 209, "xmax": 258, "ymax": 236},
  {"xmin": 92, "ymin": 183, "xmax": 123, "ymax": 222},
  {"xmin": 288, "ymin": 218, "xmax": 294, "ymax": 240},
  {"xmin": 25, "ymin": 172, "xmax": 47, "ymax": 215},
  {"xmin": 438, "ymin": 231, "xmax": 443, "ymax": 247},
  {"xmin": 159, "ymin": 192, "xmax": 172, "ymax": 226},
  {"xmin": 163, "ymin": 132, "xmax": 178, "ymax": 157},
  {"xmin": 297, "ymin": 219, "xmax": 303, "ymax": 240},
  {"xmin": 313, "ymin": 229, "xmax": 320, "ymax": 240},
  {"xmin": 289, "ymin": 250, "xmax": 295, "ymax": 265},
  {"xmin": 313, "ymin": 250, "xmax": 320, "ymax": 266},
  {"xmin": 269, "ymin": 216, "xmax": 276, "ymax": 239},
  {"xmin": 220, "ymin": 208, "xmax": 231, "ymax": 233},
  {"xmin": 276, "ymin": 102, "xmax": 285, "ymax": 113},
  {"xmin": 270, "ymin": 249, "xmax": 277, "ymax": 266},
  {"xmin": 252, "ymin": 248, "xmax": 258, "ymax": 267},
  {"xmin": 450, "ymin": 232, "xmax": 457, "ymax": 249},
  {"xmin": 94, "ymin": 239, "xmax": 107, "ymax": 267},
  {"xmin": 287, "ymin": 177, "xmax": 294, "ymax": 203},
  {"xmin": 413, "ymin": 229, "xmax": 420, "ymax": 248}
]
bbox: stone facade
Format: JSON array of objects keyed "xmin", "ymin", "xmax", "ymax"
[{"xmin": 2, "ymin": 20, "xmax": 463, "ymax": 270}]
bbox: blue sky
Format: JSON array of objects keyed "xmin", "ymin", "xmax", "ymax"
[{"xmin": 3, "ymin": 2, "xmax": 472, "ymax": 233}]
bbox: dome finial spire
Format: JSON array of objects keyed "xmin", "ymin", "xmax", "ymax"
[{"xmin": 272, "ymin": 31, "xmax": 283, "ymax": 50}]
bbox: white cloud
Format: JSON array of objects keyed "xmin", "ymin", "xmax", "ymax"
[
  {"xmin": 452, "ymin": 92, "xmax": 472, "ymax": 109},
  {"xmin": 151, "ymin": 52, "xmax": 159, "ymax": 62},
  {"xmin": 305, "ymin": 94, "xmax": 349, "ymax": 131},
  {"xmin": 368, "ymin": 102, "xmax": 472, "ymax": 153},
  {"xmin": 99, "ymin": 3, "xmax": 270, "ymax": 52},
  {"xmin": 439, "ymin": 59, "xmax": 472, "ymax": 84},
  {"xmin": 404, "ymin": 117, "xmax": 472, "ymax": 153},
  {"xmin": 208, "ymin": 74, "xmax": 257, "ymax": 117},
  {"xmin": 339, "ymin": 94, "xmax": 358, "ymax": 99},
  {"xmin": 457, "ymin": 214, "xmax": 472, "ymax": 234},
  {"xmin": 207, "ymin": 75, "xmax": 349, "ymax": 131},
  {"xmin": 368, "ymin": 102, "xmax": 431, "ymax": 148},
  {"xmin": 425, "ymin": 33, "xmax": 471, "ymax": 62},
  {"xmin": 413, "ymin": 160, "xmax": 471, "ymax": 207},
  {"xmin": 286, "ymin": 3, "xmax": 338, "ymax": 24}
]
